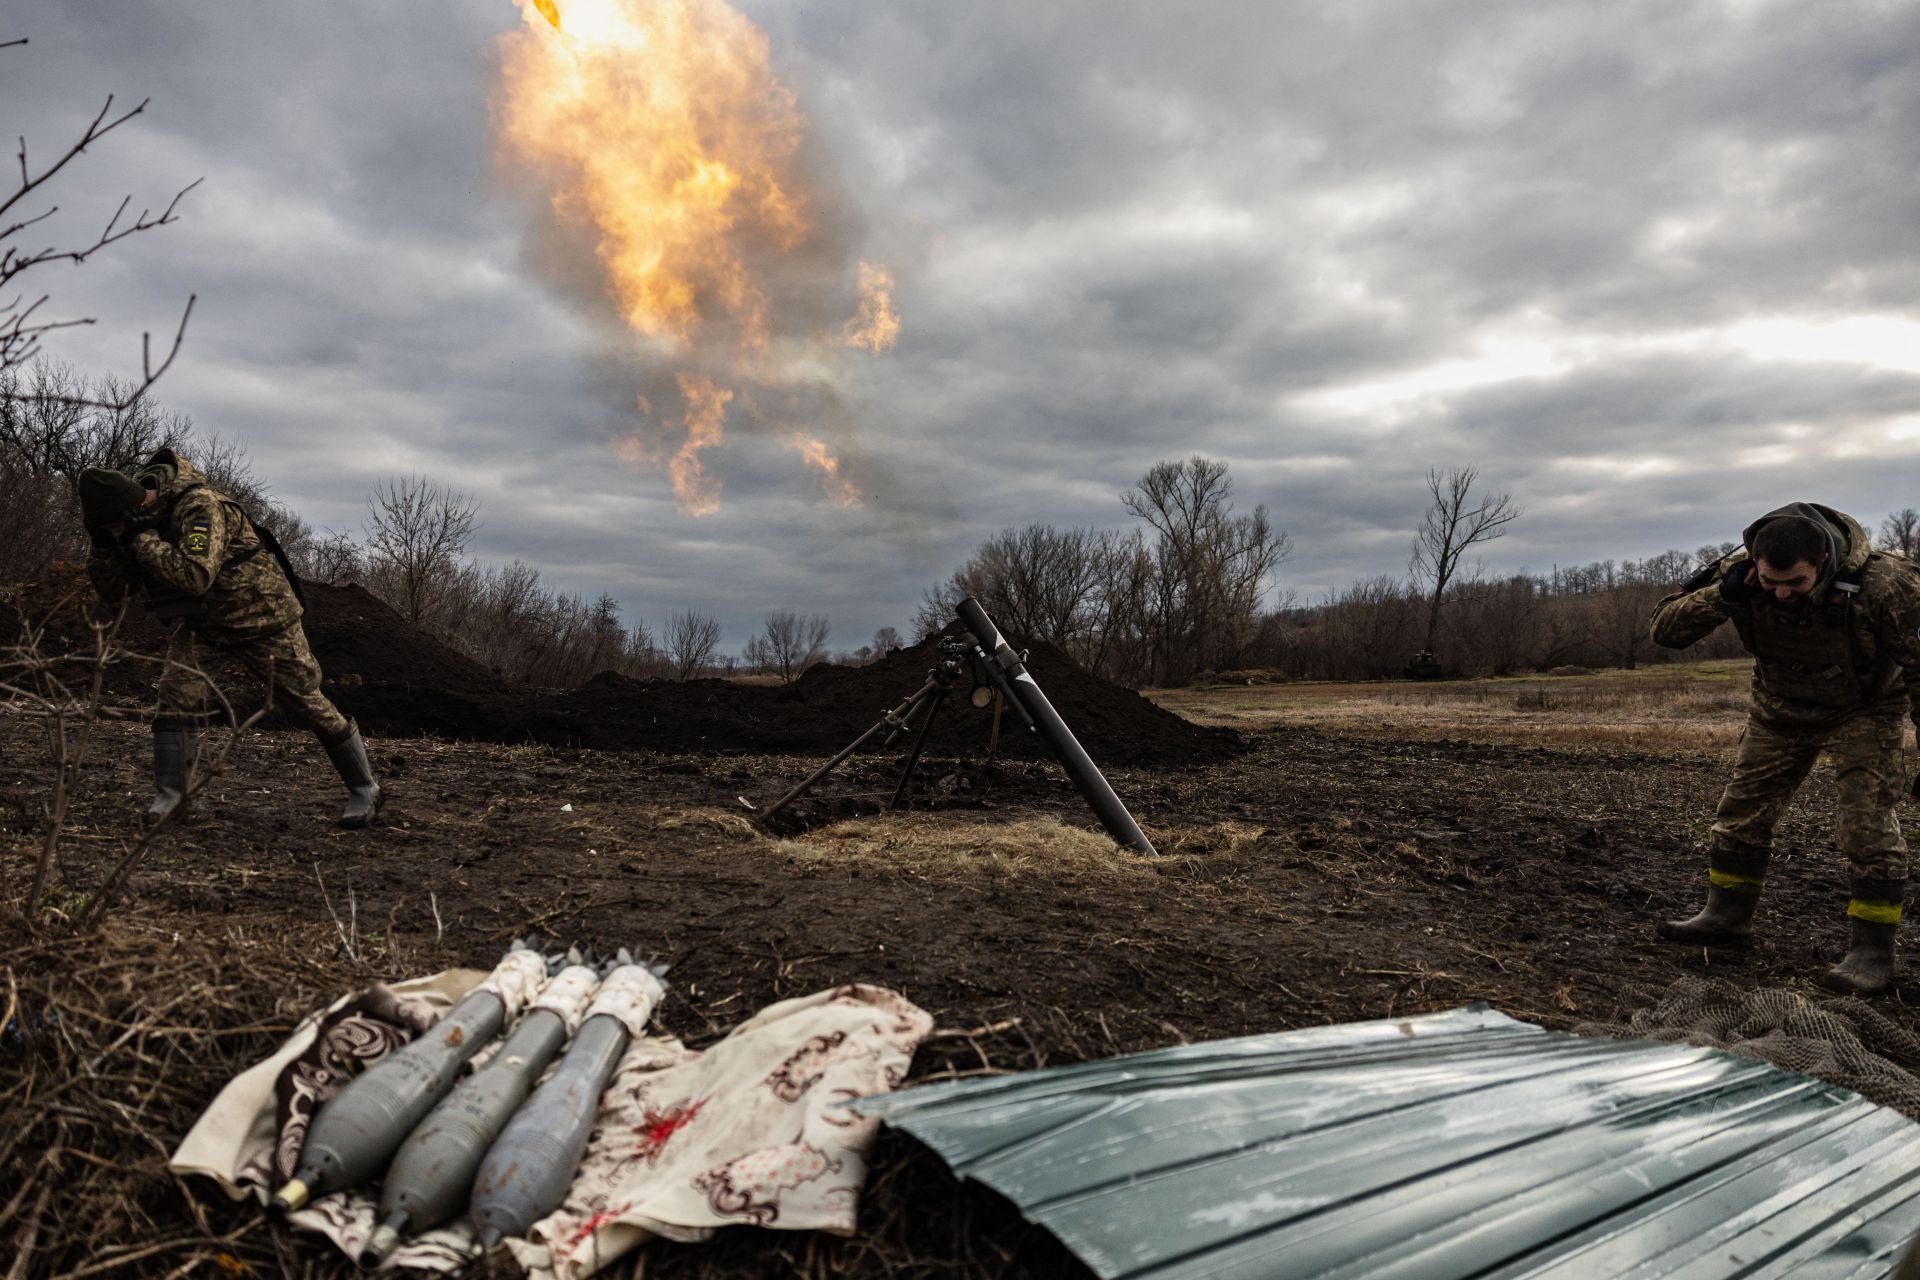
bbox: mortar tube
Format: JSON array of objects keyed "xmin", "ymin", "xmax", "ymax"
[{"xmin": 955, "ymin": 596, "xmax": 1158, "ymax": 855}]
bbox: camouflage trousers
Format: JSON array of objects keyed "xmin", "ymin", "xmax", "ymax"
[
  {"xmin": 1707, "ymin": 705, "xmax": 1911, "ymax": 923},
  {"xmin": 155, "ymin": 623, "xmax": 351, "ymax": 741}
]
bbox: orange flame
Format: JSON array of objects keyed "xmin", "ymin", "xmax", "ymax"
[
  {"xmin": 499, "ymin": 0, "xmax": 807, "ymax": 350},
  {"xmin": 500, "ymin": 0, "xmax": 894, "ymax": 513},
  {"xmin": 844, "ymin": 260, "xmax": 900, "ymax": 353},
  {"xmin": 670, "ymin": 374, "xmax": 731, "ymax": 515},
  {"xmin": 792, "ymin": 434, "xmax": 861, "ymax": 507}
]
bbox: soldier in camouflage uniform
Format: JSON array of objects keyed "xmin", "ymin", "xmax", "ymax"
[
  {"xmin": 79, "ymin": 449, "xmax": 382, "ymax": 828},
  {"xmin": 1651, "ymin": 501, "xmax": 1920, "ymax": 994}
]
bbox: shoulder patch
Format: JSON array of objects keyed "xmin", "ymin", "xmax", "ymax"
[{"xmin": 185, "ymin": 524, "xmax": 211, "ymax": 555}]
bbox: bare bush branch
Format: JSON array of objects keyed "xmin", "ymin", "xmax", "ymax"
[
  {"xmin": 1878, "ymin": 508, "xmax": 1919, "ymax": 560},
  {"xmin": 1, "ymin": 41, "xmax": 199, "ymax": 405}
]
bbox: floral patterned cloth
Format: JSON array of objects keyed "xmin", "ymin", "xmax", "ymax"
[
  {"xmin": 170, "ymin": 967, "xmax": 485, "ymax": 1271},
  {"xmin": 264, "ymin": 983, "xmax": 436, "ymax": 1187},
  {"xmin": 508, "ymin": 983, "xmax": 932, "ymax": 1280},
  {"xmin": 172, "ymin": 972, "xmax": 929, "ymax": 1278}
]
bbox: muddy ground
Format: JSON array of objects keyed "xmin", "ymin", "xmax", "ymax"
[{"xmin": 5, "ymin": 691, "xmax": 1912, "ymax": 1278}]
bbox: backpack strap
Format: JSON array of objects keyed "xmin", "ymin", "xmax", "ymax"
[{"xmin": 221, "ymin": 500, "xmax": 306, "ymax": 606}]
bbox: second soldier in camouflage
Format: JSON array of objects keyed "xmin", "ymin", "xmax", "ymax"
[{"xmin": 1650, "ymin": 501, "xmax": 1920, "ymax": 994}]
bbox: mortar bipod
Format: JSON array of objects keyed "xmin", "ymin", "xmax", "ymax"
[{"xmin": 758, "ymin": 640, "xmax": 977, "ymax": 823}]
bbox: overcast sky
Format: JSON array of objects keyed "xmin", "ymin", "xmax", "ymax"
[{"xmin": 8, "ymin": 0, "xmax": 1918, "ymax": 649}]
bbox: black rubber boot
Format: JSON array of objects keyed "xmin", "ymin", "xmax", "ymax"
[
  {"xmin": 1817, "ymin": 883, "xmax": 1902, "ymax": 996},
  {"xmin": 320, "ymin": 720, "xmax": 383, "ymax": 829},
  {"xmin": 1818, "ymin": 918, "xmax": 1897, "ymax": 996},
  {"xmin": 1656, "ymin": 885, "xmax": 1760, "ymax": 946},
  {"xmin": 145, "ymin": 720, "xmax": 197, "ymax": 827}
]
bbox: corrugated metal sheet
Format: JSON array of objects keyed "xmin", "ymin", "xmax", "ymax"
[{"xmin": 856, "ymin": 1004, "xmax": 1920, "ymax": 1279}]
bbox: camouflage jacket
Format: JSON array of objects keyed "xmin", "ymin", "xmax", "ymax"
[
  {"xmin": 1649, "ymin": 504, "xmax": 1920, "ymax": 733},
  {"xmin": 87, "ymin": 450, "xmax": 302, "ymax": 640}
]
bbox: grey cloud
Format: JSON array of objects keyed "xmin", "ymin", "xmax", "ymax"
[{"xmin": 8, "ymin": 0, "xmax": 1918, "ymax": 651}]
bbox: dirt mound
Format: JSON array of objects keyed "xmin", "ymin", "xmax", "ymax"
[
  {"xmin": 302, "ymin": 582, "xmax": 506, "ymax": 697},
  {"xmin": 4, "ymin": 572, "xmax": 1240, "ymax": 768},
  {"xmin": 532, "ymin": 632, "xmax": 1243, "ymax": 767},
  {"xmin": 298, "ymin": 582, "xmax": 531, "ymax": 740}
]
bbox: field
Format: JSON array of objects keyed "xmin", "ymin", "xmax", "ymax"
[
  {"xmin": 1149, "ymin": 659, "xmax": 1761, "ymax": 752},
  {"xmin": 4, "ymin": 647, "xmax": 1917, "ymax": 1278}
]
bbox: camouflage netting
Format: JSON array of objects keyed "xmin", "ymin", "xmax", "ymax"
[{"xmin": 1576, "ymin": 977, "xmax": 1920, "ymax": 1119}]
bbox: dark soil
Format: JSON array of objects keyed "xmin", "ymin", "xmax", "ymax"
[
  {"xmin": 4, "ymin": 699, "xmax": 1915, "ymax": 1279},
  {"xmin": 6, "ymin": 578, "xmax": 1918, "ymax": 1279}
]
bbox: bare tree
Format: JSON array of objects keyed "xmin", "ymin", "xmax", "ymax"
[
  {"xmin": 363, "ymin": 475, "xmax": 478, "ymax": 627},
  {"xmin": 1409, "ymin": 465, "xmax": 1520, "ymax": 653},
  {"xmin": 292, "ymin": 530, "xmax": 365, "ymax": 585},
  {"xmin": 912, "ymin": 581, "xmax": 965, "ymax": 642},
  {"xmin": 0, "ymin": 363, "xmax": 190, "ymax": 478},
  {"xmin": 0, "ymin": 363, "xmax": 193, "ymax": 580},
  {"xmin": 871, "ymin": 625, "xmax": 903, "ymax": 655},
  {"xmin": 663, "ymin": 609, "xmax": 721, "ymax": 681},
  {"xmin": 1123, "ymin": 456, "xmax": 1290, "ymax": 684},
  {"xmin": 187, "ymin": 430, "xmax": 275, "ymax": 512},
  {"xmin": 584, "ymin": 593, "xmax": 625, "ymax": 675},
  {"xmin": 1, "ymin": 37, "xmax": 199, "ymax": 409},
  {"xmin": 1878, "ymin": 508, "xmax": 1919, "ymax": 559},
  {"xmin": 762, "ymin": 608, "xmax": 830, "ymax": 682}
]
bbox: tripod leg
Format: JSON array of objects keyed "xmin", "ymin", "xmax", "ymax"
[
  {"xmin": 889, "ymin": 695, "xmax": 942, "ymax": 811},
  {"xmin": 763, "ymin": 678, "xmax": 943, "ymax": 820},
  {"xmin": 985, "ymin": 691, "xmax": 1005, "ymax": 776}
]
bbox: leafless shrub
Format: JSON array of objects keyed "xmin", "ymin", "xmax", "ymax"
[
  {"xmin": 663, "ymin": 609, "xmax": 722, "ymax": 681},
  {"xmin": 915, "ymin": 457, "xmax": 1288, "ymax": 687},
  {"xmin": 0, "ymin": 364, "xmax": 194, "ymax": 579},
  {"xmin": 364, "ymin": 475, "xmax": 478, "ymax": 627},
  {"xmin": 759, "ymin": 608, "xmax": 830, "ymax": 682},
  {"xmin": 1880, "ymin": 508, "xmax": 1919, "ymax": 559},
  {"xmin": 0, "ymin": 592, "xmax": 262, "ymax": 931}
]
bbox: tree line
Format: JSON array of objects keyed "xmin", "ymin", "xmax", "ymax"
[
  {"xmin": 922, "ymin": 458, "xmax": 1918, "ymax": 686},
  {"xmin": 0, "ymin": 368, "xmax": 901, "ymax": 686},
  {"xmin": 5, "ymin": 368, "xmax": 1915, "ymax": 689}
]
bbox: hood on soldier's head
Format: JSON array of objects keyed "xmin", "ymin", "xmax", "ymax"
[
  {"xmin": 1741, "ymin": 501, "xmax": 1870, "ymax": 588},
  {"xmin": 77, "ymin": 467, "xmax": 147, "ymax": 526},
  {"xmin": 134, "ymin": 447, "xmax": 206, "ymax": 500}
]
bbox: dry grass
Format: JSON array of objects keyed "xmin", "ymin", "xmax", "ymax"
[
  {"xmin": 0, "ymin": 913, "xmax": 394, "ymax": 1279},
  {"xmin": 776, "ymin": 813, "xmax": 1271, "ymax": 883},
  {"xmin": 0, "ymin": 903, "xmax": 1081, "ymax": 1280},
  {"xmin": 1149, "ymin": 659, "xmax": 1766, "ymax": 753}
]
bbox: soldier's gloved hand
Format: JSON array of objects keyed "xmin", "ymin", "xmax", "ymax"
[
  {"xmin": 1718, "ymin": 562, "xmax": 1754, "ymax": 604},
  {"xmin": 118, "ymin": 509, "xmax": 160, "ymax": 543}
]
